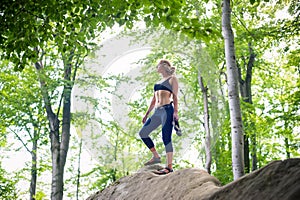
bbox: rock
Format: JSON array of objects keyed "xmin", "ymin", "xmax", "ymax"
[
  {"xmin": 87, "ymin": 158, "xmax": 300, "ymax": 200},
  {"xmin": 207, "ymin": 158, "xmax": 300, "ymax": 200}
]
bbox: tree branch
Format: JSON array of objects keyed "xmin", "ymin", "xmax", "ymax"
[{"xmin": 8, "ymin": 127, "xmax": 31, "ymax": 154}]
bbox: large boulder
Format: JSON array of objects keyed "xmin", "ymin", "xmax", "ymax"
[
  {"xmin": 208, "ymin": 158, "xmax": 300, "ymax": 200},
  {"xmin": 87, "ymin": 158, "xmax": 300, "ymax": 200}
]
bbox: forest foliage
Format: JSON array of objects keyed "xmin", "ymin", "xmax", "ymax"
[{"xmin": 0, "ymin": 0, "xmax": 299, "ymax": 199}]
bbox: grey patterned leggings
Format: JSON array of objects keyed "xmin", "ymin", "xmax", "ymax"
[{"xmin": 139, "ymin": 103, "xmax": 174, "ymax": 152}]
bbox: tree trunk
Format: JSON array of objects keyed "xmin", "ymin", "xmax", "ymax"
[
  {"xmin": 76, "ymin": 138, "xmax": 83, "ymax": 200},
  {"xmin": 34, "ymin": 46, "xmax": 76, "ymax": 199},
  {"xmin": 243, "ymin": 135, "xmax": 250, "ymax": 173},
  {"xmin": 285, "ymin": 137, "xmax": 290, "ymax": 159},
  {"xmin": 222, "ymin": 0, "xmax": 244, "ymax": 180},
  {"xmin": 237, "ymin": 43, "xmax": 255, "ymax": 173},
  {"xmin": 58, "ymin": 62, "xmax": 72, "ymax": 199},
  {"xmin": 198, "ymin": 74, "xmax": 212, "ymax": 174},
  {"xmin": 11, "ymin": 124, "xmax": 40, "ymax": 199},
  {"xmin": 237, "ymin": 64, "xmax": 250, "ymax": 173},
  {"xmin": 251, "ymin": 134, "xmax": 257, "ymax": 171},
  {"xmin": 29, "ymin": 131, "xmax": 38, "ymax": 200},
  {"xmin": 35, "ymin": 61, "xmax": 63, "ymax": 200}
]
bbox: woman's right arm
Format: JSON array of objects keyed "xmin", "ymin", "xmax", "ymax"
[{"xmin": 142, "ymin": 94, "xmax": 156, "ymax": 123}]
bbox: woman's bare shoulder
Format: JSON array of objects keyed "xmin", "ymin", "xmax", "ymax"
[{"xmin": 170, "ymin": 75, "xmax": 178, "ymax": 83}]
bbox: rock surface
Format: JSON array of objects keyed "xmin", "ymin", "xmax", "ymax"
[{"xmin": 87, "ymin": 158, "xmax": 300, "ymax": 200}]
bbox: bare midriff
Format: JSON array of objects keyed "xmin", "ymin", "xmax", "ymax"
[{"xmin": 155, "ymin": 90, "xmax": 172, "ymax": 107}]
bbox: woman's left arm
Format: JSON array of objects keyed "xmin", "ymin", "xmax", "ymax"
[{"xmin": 171, "ymin": 76, "xmax": 179, "ymax": 120}]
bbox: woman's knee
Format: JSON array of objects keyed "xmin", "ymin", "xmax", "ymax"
[
  {"xmin": 139, "ymin": 129, "xmax": 147, "ymax": 138},
  {"xmin": 162, "ymin": 133, "xmax": 172, "ymax": 145},
  {"xmin": 139, "ymin": 126, "xmax": 152, "ymax": 138}
]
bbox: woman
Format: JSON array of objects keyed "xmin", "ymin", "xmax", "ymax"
[{"xmin": 139, "ymin": 59, "xmax": 179, "ymax": 175}]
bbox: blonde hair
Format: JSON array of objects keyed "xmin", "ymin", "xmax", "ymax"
[{"xmin": 158, "ymin": 59, "xmax": 175, "ymax": 75}]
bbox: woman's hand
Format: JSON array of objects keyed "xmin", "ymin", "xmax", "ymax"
[
  {"xmin": 173, "ymin": 111, "xmax": 179, "ymax": 121},
  {"xmin": 142, "ymin": 114, "xmax": 148, "ymax": 124}
]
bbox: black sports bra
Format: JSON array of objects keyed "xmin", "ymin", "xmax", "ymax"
[{"xmin": 154, "ymin": 77, "xmax": 173, "ymax": 93}]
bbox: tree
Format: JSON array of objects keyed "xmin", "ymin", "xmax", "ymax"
[
  {"xmin": 0, "ymin": 163, "xmax": 18, "ymax": 199},
  {"xmin": 198, "ymin": 75, "xmax": 212, "ymax": 174},
  {"xmin": 222, "ymin": 0, "xmax": 245, "ymax": 179},
  {"xmin": 1, "ymin": 0, "xmax": 299, "ymax": 196},
  {"xmin": 237, "ymin": 43, "xmax": 256, "ymax": 172},
  {"xmin": 0, "ymin": 1, "xmax": 188, "ymax": 199},
  {"xmin": 0, "ymin": 64, "xmax": 48, "ymax": 199}
]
